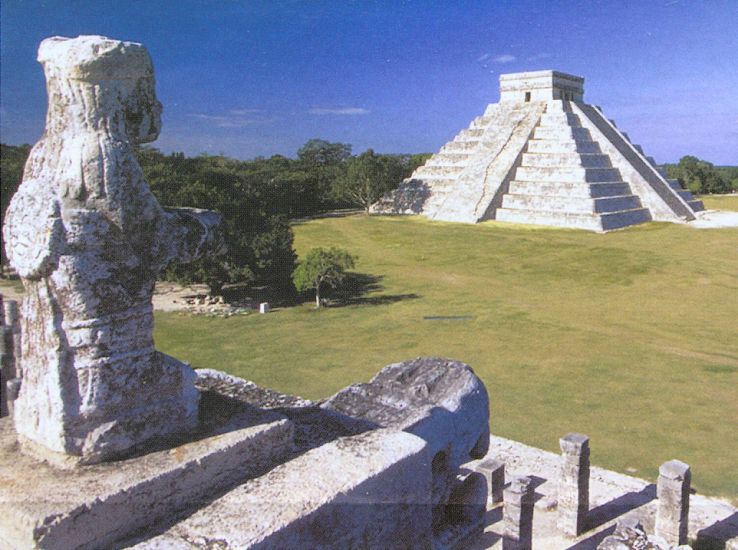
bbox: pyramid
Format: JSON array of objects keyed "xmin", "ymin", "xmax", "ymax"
[{"xmin": 373, "ymin": 70, "xmax": 703, "ymax": 231}]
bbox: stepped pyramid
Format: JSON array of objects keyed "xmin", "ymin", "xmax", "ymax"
[{"xmin": 373, "ymin": 71, "xmax": 703, "ymax": 231}]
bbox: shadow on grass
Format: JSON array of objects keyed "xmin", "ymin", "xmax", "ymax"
[
  {"xmin": 290, "ymin": 208, "xmax": 364, "ymax": 226},
  {"xmin": 325, "ymin": 272, "xmax": 420, "ymax": 307}
]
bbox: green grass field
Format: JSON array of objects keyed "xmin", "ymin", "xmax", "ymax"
[
  {"xmin": 700, "ymin": 194, "xmax": 738, "ymax": 211},
  {"xmin": 154, "ymin": 204, "xmax": 738, "ymax": 501}
]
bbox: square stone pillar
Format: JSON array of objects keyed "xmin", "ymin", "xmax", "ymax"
[
  {"xmin": 655, "ymin": 459, "xmax": 690, "ymax": 546},
  {"xmin": 0, "ymin": 299, "xmax": 19, "ymax": 419},
  {"xmin": 502, "ymin": 475, "xmax": 534, "ymax": 550},
  {"xmin": 557, "ymin": 432, "xmax": 589, "ymax": 536},
  {"xmin": 476, "ymin": 458, "xmax": 505, "ymax": 503}
]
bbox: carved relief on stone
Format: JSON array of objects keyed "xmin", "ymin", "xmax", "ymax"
[{"xmin": 2, "ymin": 35, "xmax": 223, "ymax": 465}]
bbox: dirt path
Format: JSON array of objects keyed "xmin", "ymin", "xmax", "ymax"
[{"xmin": 1, "ymin": 280, "xmax": 215, "ymax": 313}]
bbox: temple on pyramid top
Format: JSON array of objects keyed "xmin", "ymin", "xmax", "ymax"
[
  {"xmin": 373, "ymin": 70, "xmax": 703, "ymax": 231},
  {"xmin": 500, "ymin": 70, "xmax": 584, "ymax": 102}
]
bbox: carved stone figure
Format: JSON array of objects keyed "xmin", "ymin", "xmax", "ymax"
[{"xmin": 2, "ymin": 35, "xmax": 223, "ymax": 465}]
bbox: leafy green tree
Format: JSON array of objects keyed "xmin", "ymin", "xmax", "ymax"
[
  {"xmin": 292, "ymin": 247, "xmax": 356, "ymax": 308},
  {"xmin": 297, "ymin": 139, "xmax": 352, "ymax": 211},
  {"xmin": 666, "ymin": 155, "xmax": 731, "ymax": 194},
  {"xmin": 137, "ymin": 147, "xmax": 297, "ymax": 295},
  {"xmin": 298, "ymin": 139, "xmax": 352, "ymax": 166},
  {"xmin": 333, "ymin": 149, "xmax": 407, "ymax": 212}
]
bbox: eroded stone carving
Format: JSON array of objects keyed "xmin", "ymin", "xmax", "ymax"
[{"xmin": 2, "ymin": 35, "xmax": 223, "ymax": 465}]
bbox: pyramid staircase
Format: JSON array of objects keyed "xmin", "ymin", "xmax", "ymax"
[
  {"xmin": 374, "ymin": 71, "xmax": 705, "ymax": 231},
  {"xmin": 372, "ymin": 102, "xmax": 543, "ymax": 218},
  {"xmin": 629, "ymin": 143, "xmax": 705, "ymax": 212},
  {"xmin": 495, "ymin": 101, "xmax": 653, "ymax": 231}
]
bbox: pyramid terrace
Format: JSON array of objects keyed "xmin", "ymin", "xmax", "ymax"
[{"xmin": 374, "ymin": 70, "xmax": 704, "ymax": 231}]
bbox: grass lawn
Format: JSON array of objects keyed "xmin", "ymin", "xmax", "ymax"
[
  {"xmin": 155, "ymin": 209, "xmax": 738, "ymax": 502},
  {"xmin": 700, "ymin": 193, "xmax": 738, "ymax": 211}
]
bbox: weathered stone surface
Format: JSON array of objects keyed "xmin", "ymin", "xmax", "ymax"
[
  {"xmin": 1, "ymin": 35, "xmax": 223, "ymax": 464},
  {"xmin": 503, "ymin": 475, "xmax": 534, "ymax": 550},
  {"xmin": 132, "ymin": 429, "xmax": 433, "ymax": 550},
  {"xmin": 322, "ymin": 356, "xmax": 490, "ymax": 536},
  {"xmin": 475, "ymin": 457, "xmax": 505, "ymax": 504},
  {"xmin": 655, "ymin": 459, "xmax": 691, "ymax": 546},
  {"xmin": 597, "ymin": 517, "xmax": 672, "ymax": 550},
  {"xmin": 0, "ymin": 401, "xmax": 293, "ymax": 550},
  {"xmin": 557, "ymin": 432, "xmax": 590, "ymax": 536},
  {"xmin": 322, "ymin": 357, "xmax": 490, "ymax": 467}
]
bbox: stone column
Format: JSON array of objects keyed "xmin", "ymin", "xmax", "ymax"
[
  {"xmin": 0, "ymin": 299, "xmax": 19, "ymax": 418},
  {"xmin": 655, "ymin": 459, "xmax": 690, "ymax": 546},
  {"xmin": 476, "ymin": 458, "xmax": 505, "ymax": 504},
  {"xmin": 0, "ymin": 326, "xmax": 9, "ymax": 418},
  {"xmin": 502, "ymin": 476, "xmax": 534, "ymax": 550},
  {"xmin": 557, "ymin": 432, "xmax": 589, "ymax": 536}
]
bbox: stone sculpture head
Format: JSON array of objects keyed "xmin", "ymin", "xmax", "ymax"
[{"xmin": 37, "ymin": 35, "xmax": 162, "ymax": 144}]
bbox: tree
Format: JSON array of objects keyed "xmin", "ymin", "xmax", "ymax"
[
  {"xmin": 292, "ymin": 247, "xmax": 356, "ymax": 308},
  {"xmin": 297, "ymin": 139, "xmax": 352, "ymax": 212},
  {"xmin": 666, "ymin": 155, "xmax": 731, "ymax": 194},
  {"xmin": 332, "ymin": 149, "xmax": 407, "ymax": 213},
  {"xmin": 138, "ymin": 147, "xmax": 297, "ymax": 295}
]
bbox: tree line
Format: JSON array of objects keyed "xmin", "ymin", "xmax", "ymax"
[
  {"xmin": 662, "ymin": 156, "xmax": 738, "ymax": 195},
  {"xmin": 1, "ymin": 140, "xmax": 429, "ymax": 295}
]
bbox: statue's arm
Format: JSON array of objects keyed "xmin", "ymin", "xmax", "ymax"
[
  {"xmin": 157, "ymin": 207, "xmax": 225, "ymax": 267},
  {"xmin": 2, "ymin": 184, "xmax": 65, "ymax": 280}
]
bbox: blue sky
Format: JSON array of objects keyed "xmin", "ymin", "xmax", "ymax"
[{"xmin": 1, "ymin": 1, "xmax": 737, "ymax": 163}]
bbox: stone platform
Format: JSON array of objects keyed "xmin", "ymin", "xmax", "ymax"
[
  {"xmin": 130, "ymin": 429, "xmax": 433, "ymax": 549},
  {"xmin": 0, "ymin": 391, "xmax": 293, "ymax": 550},
  {"xmin": 471, "ymin": 436, "xmax": 738, "ymax": 549}
]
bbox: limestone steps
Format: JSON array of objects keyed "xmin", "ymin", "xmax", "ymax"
[
  {"xmin": 426, "ymin": 152, "xmax": 473, "ymax": 166},
  {"xmin": 507, "ymin": 180, "xmax": 633, "ymax": 198},
  {"xmin": 515, "ymin": 166, "xmax": 623, "ymax": 183},
  {"xmin": 538, "ymin": 112, "xmax": 581, "ymax": 126},
  {"xmin": 663, "ymin": 179, "xmax": 705, "ymax": 212},
  {"xmin": 688, "ymin": 199, "xmax": 705, "ymax": 212},
  {"xmin": 457, "ymin": 128, "xmax": 485, "ymax": 140},
  {"xmin": 470, "ymin": 115, "xmax": 494, "ymax": 128},
  {"xmin": 495, "ymin": 206, "xmax": 651, "ymax": 232},
  {"xmin": 520, "ymin": 152, "xmax": 612, "ymax": 168},
  {"xmin": 441, "ymin": 141, "xmax": 480, "ymax": 153},
  {"xmin": 413, "ymin": 165, "xmax": 464, "ymax": 178},
  {"xmin": 533, "ymin": 126, "xmax": 592, "ymax": 141},
  {"xmin": 526, "ymin": 139, "xmax": 601, "ymax": 154},
  {"xmin": 502, "ymin": 193, "xmax": 643, "ymax": 214}
]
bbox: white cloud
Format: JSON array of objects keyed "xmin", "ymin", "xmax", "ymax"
[
  {"xmin": 527, "ymin": 53, "xmax": 552, "ymax": 62},
  {"xmin": 308, "ymin": 107, "xmax": 370, "ymax": 116},
  {"xmin": 189, "ymin": 112, "xmax": 267, "ymax": 128},
  {"xmin": 477, "ymin": 53, "xmax": 490, "ymax": 62},
  {"xmin": 229, "ymin": 108, "xmax": 262, "ymax": 115},
  {"xmin": 492, "ymin": 54, "xmax": 516, "ymax": 63}
]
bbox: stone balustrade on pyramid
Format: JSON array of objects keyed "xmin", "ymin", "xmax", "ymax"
[{"xmin": 372, "ymin": 70, "xmax": 703, "ymax": 231}]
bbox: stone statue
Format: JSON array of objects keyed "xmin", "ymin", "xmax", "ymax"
[{"xmin": 2, "ymin": 35, "xmax": 223, "ymax": 465}]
